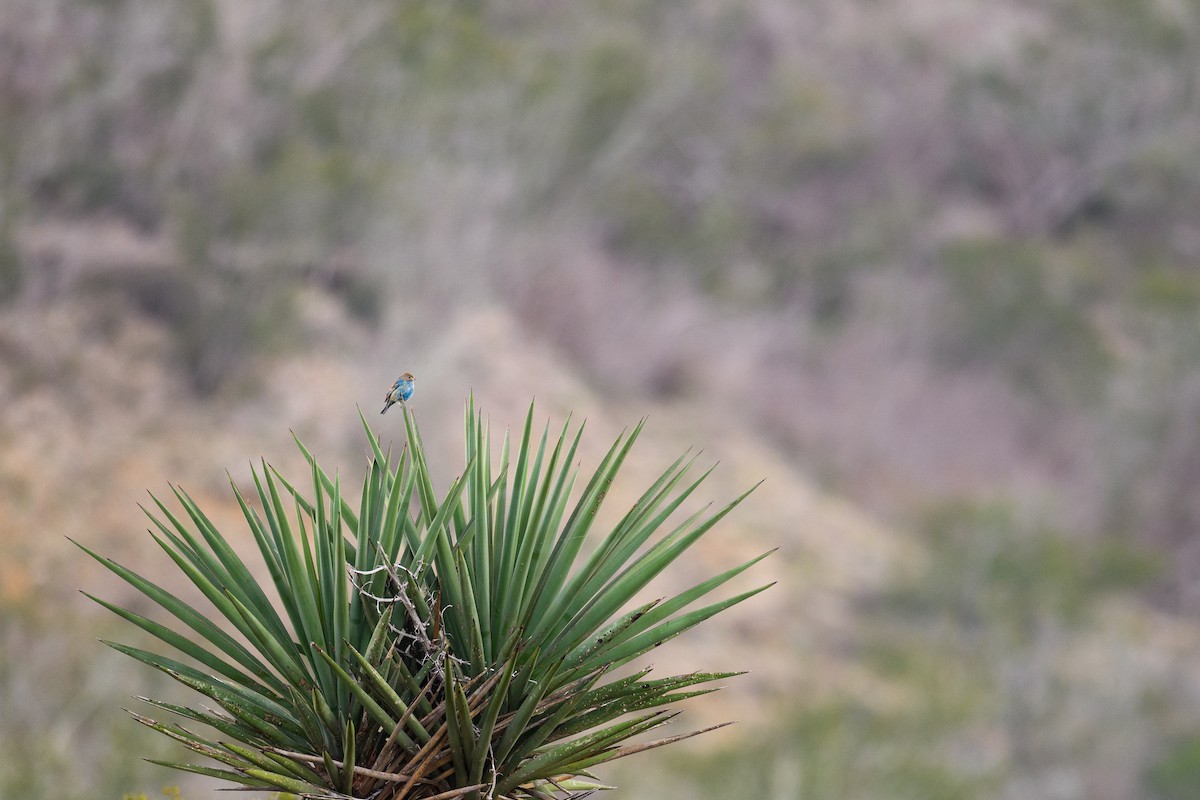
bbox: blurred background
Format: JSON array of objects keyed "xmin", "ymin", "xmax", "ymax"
[{"xmin": 3, "ymin": 0, "xmax": 1200, "ymax": 798}]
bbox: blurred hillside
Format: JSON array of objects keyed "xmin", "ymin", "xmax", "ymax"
[{"xmin": 3, "ymin": 1, "xmax": 1200, "ymax": 799}]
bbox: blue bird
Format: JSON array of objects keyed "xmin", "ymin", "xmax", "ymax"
[{"xmin": 381, "ymin": 372, "xmax": 415, "ymax": 414}]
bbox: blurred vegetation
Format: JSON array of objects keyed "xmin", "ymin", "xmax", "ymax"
[
  {"xmin": 626, "ymin": 502, "xmax": 1163, "ymax": 799},
  {"xmin": 934, "ymin": 238, "xmax": 1111, "ymax": 405},
  {"xmin": 0, "ymin": 596, "xmax": 205, "ymax": 799},
  {"xmin": 3, "ymin": 0, "xmax": 1200, "ymax": 797},
  {"xmin": 1147, "ymin": 734, "xmax": 1200, "ymax": 800}
]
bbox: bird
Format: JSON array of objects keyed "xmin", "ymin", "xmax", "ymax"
[{"xmin": 381, "ymin": 372, "xmax": 415, "ymax": 414}]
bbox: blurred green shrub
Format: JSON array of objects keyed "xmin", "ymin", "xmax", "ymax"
[
  {"xmin": 891, "ymin": 501, "xmax": 1158, "ymax": 634},
  {"xmin": 1147, "ymin": 735, "xmax": 1200, "ymax": 800},
  {"xmin": 82, "ymin": 262, "xmax": 298, "ymax": 396},
  {"xmin": 0, "ymin": 229, "xmax": 20, "ymax": 302},
  {"xmin": 1135, "ymin": 268, "xmax": 1200, "ymax": 316},
  {"xmin": 935, "ymin": 238, "xmax": 1111, "ymax": 405},
  {"xmin": 570, "ymin": 40, "xmax": 648, "ymax": 164},
  {"xmin": 0, "ymin": 599, "xmax": 195, "ymax": 800},
  {"xmin": 313, "ymin": 263, "xmax": 385, "ymax": 327}
]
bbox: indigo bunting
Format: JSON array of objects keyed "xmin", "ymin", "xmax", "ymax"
[{"xmin": 380, "ymin": 372, "xmax": 415, "ymax": 414}]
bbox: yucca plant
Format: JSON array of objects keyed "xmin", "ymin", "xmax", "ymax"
[{"xmin": 76, "ymin": 398, "xmax": 771, "ymax": 799}]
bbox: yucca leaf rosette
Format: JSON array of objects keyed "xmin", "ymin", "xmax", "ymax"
[{"xmin": 77, "ymin": 398, "xmax": 771, "ymax": 799}]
